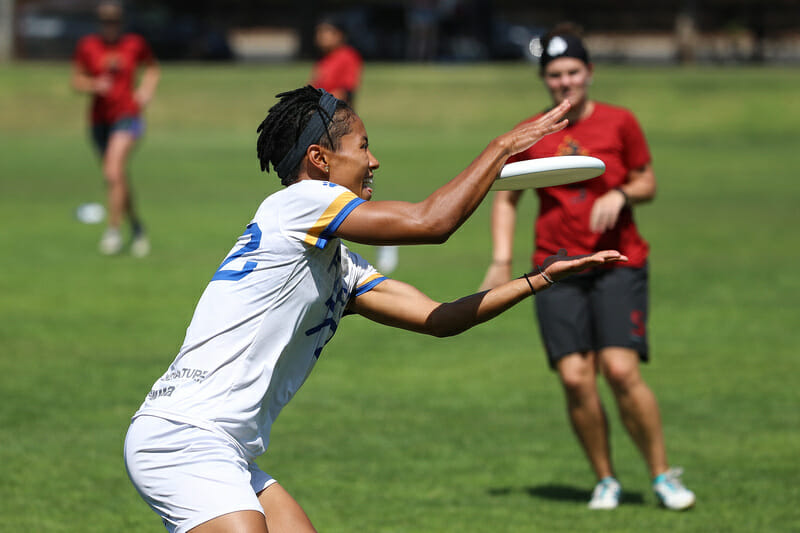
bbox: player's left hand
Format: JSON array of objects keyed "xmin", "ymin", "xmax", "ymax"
[
  {"xmin": 540, "ymin": 248, "xmax": 628, "ymax": 283},
  {"xmin": 589, "ymin": 189, "xmax": 627, "ymax": 233}
]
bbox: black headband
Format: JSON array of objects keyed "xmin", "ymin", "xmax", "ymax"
[
  {"xmin": 275, "ymin": 90, "xmax": 340, "ymax": 179},
  {"xmin": 539, "ymin": 34, "xmax": 590, "ymax": 70}
]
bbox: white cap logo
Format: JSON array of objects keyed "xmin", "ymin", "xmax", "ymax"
[{"xmin": 547, "ymin": 36, "xmax": 568, "ymax": 57}]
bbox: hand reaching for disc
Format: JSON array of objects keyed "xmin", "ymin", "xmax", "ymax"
[
  {"xmin": 499, "ymin": 99, "xmax": 571, "ymax": 156},
  {"xmin": 539, "ymin": 248, "xmax": 628, "ymax": 283}
]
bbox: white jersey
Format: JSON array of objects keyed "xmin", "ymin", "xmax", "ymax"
[{"xmin": 134, "ymin": 180, "xmax": 386, "ymax": 458}]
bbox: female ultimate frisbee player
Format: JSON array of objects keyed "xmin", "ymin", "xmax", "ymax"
[
  {"xmin": 72, "ymin": 1, "xmax": 159, "ymax": 256},
  {"xmin": 124, "ymin": 86, "xmax": 626, "ymax": 533},
  {"xmin": 479, "ymin": 25, "xmax": 695, "ymax": 510}
]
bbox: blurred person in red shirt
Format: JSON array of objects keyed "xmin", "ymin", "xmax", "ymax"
[
  {"xmin": 310, "ymin": 17, "xmax": 362, "ymax": 106},
  {"xmin": 72, "ymin": 1, "xmax": 160, "ymax": 257}
]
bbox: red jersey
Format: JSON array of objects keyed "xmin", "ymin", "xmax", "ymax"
[
  {"xmin": 74, "ymin": 33, "xmax": 155, "ymax": 124},
  {"xmin": 310, "ymin": 45, "xmax": 362, "ymax": 101},
  {"xmin": 510, "ymin": 102, "xmax": 651, "ymax": 268}
]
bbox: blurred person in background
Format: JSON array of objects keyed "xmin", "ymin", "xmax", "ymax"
[
  {"xmin": 310, "ymin": 16, "xmax": 361, "ymax": 106},
  {"xmin": 311, "ymin": 16, "xmax": 398, "ymax": 273},
  {"xmin": 479, "ymin": 24, "xmax": 695, "ymax": 511},
  {"xmin": 72, "ymin": 0, "xmax": 159, "ymax": 257}
]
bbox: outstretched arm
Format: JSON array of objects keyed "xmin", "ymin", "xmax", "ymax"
[
  {"xmin": 349, "ymin": 249, "xmax": 626, "ymax": 337},
  {"xmin": 335, "ymin": 100, "xmax": 571, "ymax": 246}
]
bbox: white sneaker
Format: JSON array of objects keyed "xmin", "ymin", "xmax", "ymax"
[
  {"xmin": 131, "ymin": 233, "xmax": 151, "ymax": 258},
  {"xmin": 588, "ymin": 477, "xmax": 621, "ymax": 510},
  {"xmin": 653, "ymin": 467, "xmax": 695, "ymax": 510},
  {"xmin": 98, "ymin": 227, "xmax": 123, "ymax": 255}
]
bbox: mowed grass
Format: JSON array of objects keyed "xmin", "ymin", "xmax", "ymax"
[{"xmin": 1, "ymin": 62, "xmax": 799, "ymax": 532}]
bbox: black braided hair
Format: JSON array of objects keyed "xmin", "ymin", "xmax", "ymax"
[{"xmin": 256, "ymin": 85, "xmax": 353, "ymax": 186}]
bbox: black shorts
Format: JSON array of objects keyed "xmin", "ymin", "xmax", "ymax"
[{"xmin": 534, "ymin": 263, "xmax": 649, "ymax": 369}]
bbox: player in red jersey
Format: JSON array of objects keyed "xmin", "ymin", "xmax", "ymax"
[
  {"xmin": 480, "ymin": 25, "xmax": 695, "ymax": 511},
  {"xmin": 72, "ymin": 1, "xmax": 160, "ymax": 256},
  {"xmin": 310, "ymin": 17, "xmax": 362, "ymax": 106}
]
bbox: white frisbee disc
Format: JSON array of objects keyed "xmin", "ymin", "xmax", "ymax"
[
  {"xmin": 491, "ymin": 156, "xmax": 606, "ymax": 190},
  {"xmin": 75, "ymin": 202, "xmax": 106, "ymax": 224}
]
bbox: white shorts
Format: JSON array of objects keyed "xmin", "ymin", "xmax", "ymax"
[{"xmin": 124, "ymin": 415, "xmax": 277, "ymax": 533}]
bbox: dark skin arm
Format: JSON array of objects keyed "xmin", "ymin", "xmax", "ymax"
[
  {"xmin": 334, "ymin": 100, "xmax": 572, "ymax": 245},
  {"xmin": 349, "ymin": 249, "xmax": 626, "ymax": 337}
]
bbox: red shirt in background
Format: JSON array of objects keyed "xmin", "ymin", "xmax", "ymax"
[
  {"xmin": 510, "ymin": 102, "xmax": 652, "ymax": 268},
  {"xmin": 74, "ymin": 33, "xmax": 154, "ymax": 124},
  {"xmin": 310, "ymin": 45, "xmax": 362, "ymax": 102}
]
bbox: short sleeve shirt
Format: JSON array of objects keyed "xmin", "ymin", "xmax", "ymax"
[
  {"xmin": 134, "ymin": 180, "xmax": 387, "ymax": 458},
  {"xmin": 509, "ymin": 102, "xmax": 651, "ymax": 267},
  {"xmin": 73, "ymin": 33, "xmax": 154, "ymax": 124}
]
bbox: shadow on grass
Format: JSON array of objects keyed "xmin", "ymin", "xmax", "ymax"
[{"xmin": 487, "ymin": 484, "xmax": 645, "ymax": 505}]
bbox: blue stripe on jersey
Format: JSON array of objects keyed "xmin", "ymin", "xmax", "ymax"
[
  {"xmin": 354, "ymin": 276, "xmax": 388, "ymax": 296},
  {"xmin": 316, "ymin": 197, "xmax": 365, "ymax": 249}
]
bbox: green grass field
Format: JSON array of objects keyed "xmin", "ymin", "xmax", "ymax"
[{"xmin": 1, "ymin": 61, "xmax": 799, "ymax": 532}]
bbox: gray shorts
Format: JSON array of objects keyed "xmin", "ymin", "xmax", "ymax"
[{"xmin": 534, "ymin": 264, "xmax": 649, "ymax": 369}]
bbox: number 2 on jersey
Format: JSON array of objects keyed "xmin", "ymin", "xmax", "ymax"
[{"xmin": 212, "ymin": 223, "xmax": 262, "ymax": 281}]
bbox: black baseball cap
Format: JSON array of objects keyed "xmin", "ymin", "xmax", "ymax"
[{"xmin": 539, "ymin": 33, "xmax": 590, "ymax": 70}]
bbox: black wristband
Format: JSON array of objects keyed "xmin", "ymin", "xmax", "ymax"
[{"xmin": 521, "ymin": 273, "xmax": 536, "ymax": 295}]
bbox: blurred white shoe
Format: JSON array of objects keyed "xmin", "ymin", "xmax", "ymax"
[
  {"xmin": 653, "ymin": 467, "xmax": 695, "ymax": 510},
  {"xmin": 75, "ymin": 202, "xmax": 106, "ymax": 224},
  {"xmin": 131, "ymin": 233, "xmax": 151, "ymax": 258},
  {"xmin": 588, "ymin": 477, "xmax": 621, "ymax": 510},
  {"xmin": 98, "ymin": 227, "xmax": 123, "ymax": 255},
  {"xmin": 376, "ymin": 245, "xmax": 398, "ymax": 274}
]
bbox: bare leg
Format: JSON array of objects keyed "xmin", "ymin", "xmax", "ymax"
[
  {"xmin": 188, "ymin": 510, "xmax": 268, "ymax": 533},
  {"xmin": 557, "ymin": 351, "xmax": 615, "ymax": 480},
  {"xmin": 103, "ymin": 131, "xmax": 140, "ymax": 231},
  {"xmin": 186, "ymin": 482, "xmax": 315, "ymax": 533},
  {"xmin": 258, "ymin": 482, "xmax": 317, "ymax": 533},
  {"xmin": 599, "ymin": 347, "xmax": 668, "ymax": 478}
]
